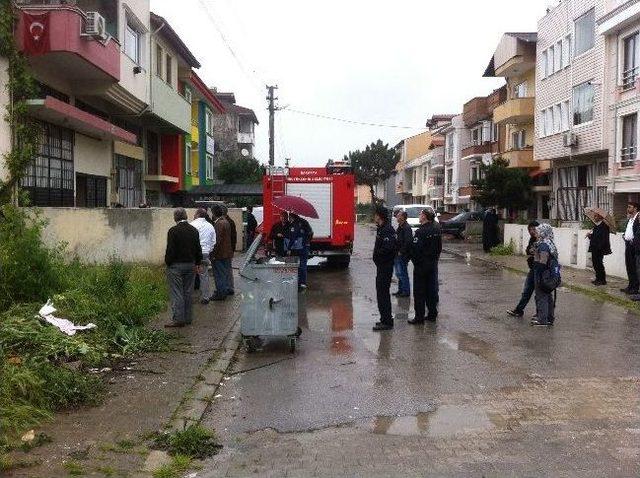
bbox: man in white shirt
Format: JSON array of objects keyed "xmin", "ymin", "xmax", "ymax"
[
  {"xmin": 622, "ymin": 202, "xmax": 640, "ymax": 295},
  {"xmin": 191, "ymin": 208, "xmax": 217, "ymax": 304}
]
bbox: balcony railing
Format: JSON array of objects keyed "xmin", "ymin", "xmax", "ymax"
[
  {"xmin": 428, "ymin": 185, "xmax": 444, "ymax": 198},
  {"xmin": 430, "ymin": 155, "xmax": 444, "ymax": 168},
  {"xmin": 493, "ymin": 97, "xmax": 535, "ymax": 125},
  {"xmin": 461, "ymin": 142, "xmax": 493, "ymax": 158},
  {"xmin": 622, "ymin": 67, "xmax": 639, "ymax": 91},
  {"xmin": 621, "ymin": 146, "xmax": 638, "ymax": 167}
]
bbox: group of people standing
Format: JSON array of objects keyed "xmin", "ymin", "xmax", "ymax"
[
  {"xmin": 164, "ymin": 205, "xmax": 238, "ymax": 328},
  {"xmin": 268, "ymin": 210, "xmax": 314, "ymax": 290},
  {"xmin": 372, "ymin": 206, "xmax": 442, "ymax": 332}
]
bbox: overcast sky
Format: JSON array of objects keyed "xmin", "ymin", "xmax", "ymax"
[{"xmin": 151, "ymin": 0, "xmax": 553, "ymax": 167}]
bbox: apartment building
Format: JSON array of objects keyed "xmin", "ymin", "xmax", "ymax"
[
  {"xmin": 486, "ymin": 32, "xmax": 552, "ymax": 219},
  {"xmin": 441, "ymin": 114, "xmax": 471, "ymax": 212},
  {"xmin": 423, "ymin": 135, "xmax": 446, "ymax": 210},
  {"xmin": 599, "ymin": 0, "xmax": 640, "ymax": 215},
  {"xmin": 461, "ymin": 86, "xmax": 508, "ymax": 210},
  {"xmin": 536, "ymin": 1, "xmax": 609, "ymax": 222},
  {"xmin": 396, "ymin": 131, "xmax": 432, "ymax": 204},
  {"xmin": 211, "ymin": 91, "xmax": 259, "ymax": 160}
]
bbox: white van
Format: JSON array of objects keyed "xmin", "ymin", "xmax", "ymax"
[{"xmin": 392, "ymin": 204, "xmax": 439, "ymax": 230}]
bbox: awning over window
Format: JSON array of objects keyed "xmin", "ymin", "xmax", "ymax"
[{"xmin": 26, "ymin": 96, "xmax": 137, "ymax": 144}]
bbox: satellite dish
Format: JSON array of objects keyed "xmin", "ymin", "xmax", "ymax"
[{"xmin": 241, "ymin": 148, "xmax": 250, "ymax": 157}]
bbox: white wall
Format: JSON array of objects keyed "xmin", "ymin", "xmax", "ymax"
[{"xmin": 504, "ymin": 223, "xmax": 627, "ymax": 278}]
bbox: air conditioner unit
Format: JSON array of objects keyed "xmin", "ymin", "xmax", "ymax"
[
  {"xmin": 563, "ymin": 132, "xmax": 578, "ymax": 148},
  {"xmin": 85, "ymin": 11, "xmax": 107, "ymax": 40}
]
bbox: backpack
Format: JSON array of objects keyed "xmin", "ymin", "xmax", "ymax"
[{"xmin": 540, "ymin": 255, "xmax": 562, "ymax": 293}]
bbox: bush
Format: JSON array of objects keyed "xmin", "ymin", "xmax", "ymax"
[
  {"xmin": 152, "ymin": 425, "xmax": 222, "ymax": 460},
  {"xmin": 489, "ymin": 240, "xmax": 515, "ymax": 256}
]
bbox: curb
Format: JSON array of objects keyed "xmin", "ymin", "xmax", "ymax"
[{"xmin": 443, "ymin": 247, "xmax": 640, "ymax": 312}]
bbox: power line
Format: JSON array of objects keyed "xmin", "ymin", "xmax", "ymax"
[{"xmin": 283, "ymin": 108, "xmax": 427, "ymax": 130}]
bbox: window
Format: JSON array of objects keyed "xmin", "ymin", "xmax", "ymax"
[
  {"xmin": 511, "ymin": 130, "xmax": 526, "ymax": 150},
  {"xmin": 562, "ymin": 35, "xmax": 571, "ymax": 68},
  {"xmin": 165, "ymin": 53, "xmax": 172, "ymax": 86},
  {"xmin": 545, "ymin": 108, "xmax": 554, "ymax": 137},
  {"xmin": 471, "ymin": 127, "xmax": 482, "ymax": 145},
  {"xmin": 184, "ymin": 87, "xmax": 192, "ymax": 104},
  {"xmin": 577, "ymin": 165, "xmax": 589, "ymax": 187},
  {"xmin": 185, "ymin": 142, "xmax": 192, "ymax": 175},
  {"xmin": 541, "ymin": 50, "xmax": 548, "ymax": 79},
  {"xmin": 554, "ymin": 40, "xmax": 563, "ymax": 72},
  {"xmin": 124, "ymin": 23, "xmax": 140, "ymax": 63},
  {"xmin": 76, "ymin": 174, "xmax": 107, "ymax": 208},
  {"xmin": 623, "ymin": 32, "xmax": 639, "ymax": 90},
  {"xmin": 547, "ymin": 45, "xmax": 555, "ymax": 77},
  {"xmin": 560, "ymin": 101, "xmax": 570, "ymax": 131},
  {"xmin": 20, "ymin": 122, "xmax": 74, "ymax": 207},
  {"xmin": 621, "ymin": 113, "xmax": 638, "ymax": 166},
  {"xmin": 553, "ymin": 104, "xmax": 562, "ymax": 134},
  {"xmin": 205, "ymin": 109, "xmax": 214, "ymax": 136},
  {"xmin": 514, "ymin": 81, "xmax": 527, "ymax": 98},
  {"xmin": 156, "ymin": 44, "xmax": 163, "ymax": 77},
  {"xmin": 115, "ymin": 155, "xmax": 143, "ymax": 208},
  {"xmin": 574, "ymin": 8, "xmax": 595, "ymax": 57},
  {"xmin": 492, "ymin": 123, "xmax": 499, "ymax": 142},
  {"xmin": 470, "ymin": 166, "xmax": 480, "ymax": 182},
  {"xmin": 445, "ymin": 132, "xmax": 454, "ymax": 159},
  {"xmin": 573, "ymin": 81, "xmax": 594, "ymax": 126},
  {"xmin": 205, "ymin": 153, "xmax": 214, "ymax": 180},
  {"xmin": 540, "ymin": 101, "xmax": 571, "ymax": 137}
]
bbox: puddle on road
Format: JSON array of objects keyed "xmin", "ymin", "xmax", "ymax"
[
  {"xmin": 368, "ymin": 405, "xmax": 499, "ymax": 437},
  {"xmin": 438, "ymin": 332, "xmax": 501, "ymax": 366}
]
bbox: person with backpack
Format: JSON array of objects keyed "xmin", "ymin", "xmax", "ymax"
[{"xmin": 532, "ymin": 223, "xmax": 560, "ymax": 327}]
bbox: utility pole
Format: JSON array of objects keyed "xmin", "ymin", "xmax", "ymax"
[{"xmin": 266, "ymin": 85, "xmax": 278, "ymax": 166}]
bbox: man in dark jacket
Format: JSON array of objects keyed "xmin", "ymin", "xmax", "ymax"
[
  {"xmin": 587, "ymin": 213, "xmax": 612, "ymax": 286},
  {"xmin": 622, "ymin": 202, "xmax": 640, "ymax": 295},
  {"xmin": 409, "ymin": 209, "xmax": 442, "ymax": 324},
  {"xmin": 269, "ymin": 211, "xmax": 290, "ymax": 256},
  {"xmin": 288, "ymin": 213, "xmax": 314, "ymax": 290},
  {"xmin": 210, "ymin": 205, "xmax": 234, "ymax": 301},
  {"xmin": 507, "ymin": 221, "xmax": 539, "ymax": 318},
  {"xmin": 482, "ymin": 208, "xmax": 500, "ymax": 253},
  {"xmin": 222, "ymin": 205, "xmax": 237, "ymax": 295},
  {"xmin": 393, "ymin": 210, "xmax": 413, "ymax": 297},
  {"xmin": 372, "ymin": 206, "xmax": 398, "ymax": 331},
  {"xmin": 246, "ymin": 206, "xmax": 258, "ymax": 249},
  {"xmin": 165, "ymin": 208, "xmax": 202, "ymax": 327}
]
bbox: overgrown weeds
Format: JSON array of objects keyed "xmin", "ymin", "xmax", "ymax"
[
  {"xmin": 0, "ymin": 206, "xmax": 169, "ymax": 455},
  {"xmin": 151, "ymin": 425, "xmax": 222, "ymax": 460},
  {"xmin": 490, "ymin": 240, "xmax": 515, "ymax": 256},
  {"xmin": 151, "ymin": 454, "xmax": 193, "ymax": 478}
]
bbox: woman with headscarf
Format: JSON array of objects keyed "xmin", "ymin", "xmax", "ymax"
[{"xmin": 532, "ymin": 223, "xmax": 559, "ymax": 327}]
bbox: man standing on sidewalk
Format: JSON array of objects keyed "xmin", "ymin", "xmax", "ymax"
[
  {"xmin": 164, "ymin": 208, "xmax": 202, "ymax": 327},
  {"xmin": 191, "ymin": 208, "xmax": 216, "ymax": 305},
  {"xmin": 622, "ymin": 202, "xmax": 640, "ymax": 295},
  {"xmin": 393, "ymin": 211, "xmax": 412, "ymax": 298},
  {"xmin": 409, "ymin": 209, "xmax": 442, "ymax": 324},
  {"xmin": 373, "ymin": 206, "xmax": 398, "ymax": 332},
  {"xmin": 210, "ymin": 205, "xmax": 233, "ymax": 302},
  {"xmin": 507, "ymin": 221, "xmax": 539, "ymax": 318},
  {"xmin": 587, "ymin": 214, "xmax": 611, "ymax": 286},
  {"xmin": 222, "ymin": 205, "xmax": 237, "ymax": 296}
]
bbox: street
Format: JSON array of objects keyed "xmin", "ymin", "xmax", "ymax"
[{"xmin": 200, "ymin": 225, "xmax": 640, "ymax": 477}]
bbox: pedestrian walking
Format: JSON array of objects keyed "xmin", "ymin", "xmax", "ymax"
[
  {"xmin": 532, "ymin": 223, "xmax": 559, "ymax": 327},
  {"xmin": 164, "ymin": 208, "xmax": 202, "ymax": 327},
  {"xmin": 621, "ymin": 202, "xmax": 640, "ymax": 295},
  {"xmin": 190, "ymin": 208, "xmax": 216, "ymax": 304},
  {"xmin": 372, "ymin": 206, "xmax": 398, "ymax": 331},
  {"xmin": 482, "ymin": 208, "xmax": 500, "ymax": 253},
  {"xmin": 222, "ymin": 205, "xmax": 237, "ymax": 295},
  {"xmin": 408, "ymin": 208, "xmax": 442, "ymax": 324},
  {"xmin": 246, "ymin": 205, "xmax": 258, "ymax": 248},
  {"xmin": 393, "ymin": 210, "xmax": 412, "ymax": 298},
  {"xmin": 210, "ymin": 205, "xmax": 234, "ymax": 301},
  {"xmin": 288, "ymin": 213, "xmax": 314, "ymax": 290},
  {"xmin": 269, "ymin": 211, "xmax": 290, "ymax": 257},
  {"xmin": 587, "ymin": 213, "xmax": 611, "ymax": 286},
  {"xmin": 507, "ymin": 221, "xmax": 539, "ymax": 318}
]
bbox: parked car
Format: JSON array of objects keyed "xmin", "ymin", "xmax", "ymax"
[
  {"xmin": 440, "ymin": 210, "xmax": 485, "ymax": 239},
  {"xmin": 392, "ymin": 204, "xmax": 439, "ymax": 230}
]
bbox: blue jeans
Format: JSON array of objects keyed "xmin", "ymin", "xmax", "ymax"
[
  {"xmin": 515, "ymin": 269, "xmax": 535, "ymax": 314},
  {"xmin": 394, "ymin": 256, "xmax": 410, "ymax": 294},
  {"xmin": 212, "ymin": 258, "xmax": 231, "ymax": 297},
  {"xmin": 292, "ymin": 247, "xmax": 309, "ymax": 286}
]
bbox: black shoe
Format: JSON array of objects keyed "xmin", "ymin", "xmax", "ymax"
[
  {"xmin": 426, "ymin": 315, "xmax": 437, "ymax": 322},
  {"xmin": 373, "ymin": 322, "xmax": 393, "ymax": 331},
  {"xmin": 210, "ymin": 294, "xmax": 227, "ymax": 302},
  {"xmin": 592, "ymin": 280, "xmax": 606, "ymax": 286},
  {"xmin": 530, "ymin": 318, "xmax": 551, "ymax": 327},
  {"xmin": 397, "ymin": 293, "xmax": 411, "ymax": 298},
  {"xmin": 227, "ymin": 290, "xmax": 235, "ymax": 296},
  {"xmin": 408, "ymin": 318, "xmax": 425, "ymax": 325},
  {"xmin": 506, "ymin": 309, "xmax": 523, "ymax": 318}
]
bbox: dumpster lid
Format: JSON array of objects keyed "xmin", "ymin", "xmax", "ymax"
[{"xmin": 240, "ymin": 233, "xmax": 264, "ymax": 274}]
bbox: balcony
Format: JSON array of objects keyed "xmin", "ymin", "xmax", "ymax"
[
  {"xmin": 429, "ymin": 154, "xmax": 444, "ymax": 169},
  {"xmin": 237, "ymin": 132, "xmax": 255, "ymax": 145},
  {"xmin": 17, "ymin": 7, "xmax": 120, "ymax": 82},
  {"xmin": 151, "ymin": 76, "xmax": 192, "ymax": 133},
  {"xmin": 458, "ymin": 185, "xmax": 476, "ymax": 197},
  {"xmin": 493, "ymin": 97, "xmax": 535, "ymax": 125},
  {"xmin": 428, "ymin": 185, "xmax": 444, "ymax": 199},
  {"xmin": 502, "ymin": 148, "xmax": 536, "ymax": 168},
  {"xmin": 463, "ymin": 97, "xmax": 489, "ymax": 127},
  {"xmin": 461, "ymin": 142, "xmax": 493, "ymax": 158},
  {"xmin": 598, "ymin": 1, "xmax": 640, "ymax": 36}
]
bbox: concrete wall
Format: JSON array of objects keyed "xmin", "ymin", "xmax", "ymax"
[
  {"xmin": 504, "ymin": 222, "xmax": 627, "ymax": 278},
  {"xmin": 0, "ymin": 56, "xmax": 9, "ymax": 183},
  {"xmin": 38, "ymin": 207, "xmax": 244, "ymax": 264}
]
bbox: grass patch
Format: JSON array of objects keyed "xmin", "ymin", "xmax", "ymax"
[
  {"xmin": 63, "ymin": 460, "xmax": 86, "ymax": 476},
  {"xmin": 489, "ymin": 240, "xmax": 515, "ymax": 256},
  {"xmin": 151, "ymin": 454, "xmax": 192, "ymax": 478},
  {"xmin": 151, "ymin": 425, "xmax": 222, "ymax": 460}
]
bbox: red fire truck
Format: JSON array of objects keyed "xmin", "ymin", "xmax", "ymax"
[{"xmin": 262, "ymin": 161, "xmax": 356, "ymax": 268}]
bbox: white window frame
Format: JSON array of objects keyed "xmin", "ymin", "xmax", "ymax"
[
  {"xmin": 185, "ymin": 142, "xmax": 192, "ymax": 175},
  {"xmin": 562, "ymin": 35, "xmax": 571, "ymax": 68},
  {"xmin": 514, "ymin": 81, "xmax": 527, "ymax": 98},
  {"xmin": 124, "ymin": 23, "xmax": 140, "ymax": 64},
  {"xmin": 554, "ymin": 40, "xmax": 563, "ymax": 72},
  {"xmin": 511, "ymin": 129, "xmax": 526, "ymax": 150},
  {"xmin": 547, "ymin": 45, "xmax": 555, "ymax": 77},
  {"xmin": 155, "ymin": 43, "xmax": 163, "ymax": 78},
  {"xmin": 184, "ymin": 87, "xmax": 192, "ymax": 104},
  {"xmin": 541, "ymin": 50, "xmax": 548, "ymax": 79},
  {"xmin": 205, "ymin": 108, "xmax": 214, "ymax": 137},
  {"xmin": 205, "ymin": 153, "xmax": 214, "ymax": 180},
  {"xmin": 621, "ymin": 30, "xmax": 640, "ymax": 90},
  {"xmin": 573, "ymin": 81, "xmax": 595, "ymax": 127},
  {"xmin": 574, "ymin": 8, "xmax": 595, "ymax": 58}
]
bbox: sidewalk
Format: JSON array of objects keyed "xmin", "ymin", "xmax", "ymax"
[
  {"xmin": 8, "ymin": 272, "xmax": 242, "ymax": 478},
  {"xmin": 443, "ymin": 241, "xmax": 640, "ymax": 311}
]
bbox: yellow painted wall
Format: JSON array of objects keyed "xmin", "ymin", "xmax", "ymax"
[{"xmin": 405, "ymin": 132, "xmax": 432, "ymax": 162}]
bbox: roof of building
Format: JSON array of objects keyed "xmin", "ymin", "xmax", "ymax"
[
  {"xmin": 217, "ymin": 100, "xmax": 259, "ymax": 124},
  {"xmin": 189, "ymin": 72, "xmax": 226, "ymax": 113},
  {"xmin": 150, "ymin": 12, "xmax": 201, "ymax": 68}
]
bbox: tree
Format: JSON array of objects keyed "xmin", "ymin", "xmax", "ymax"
[
  {"xmin": 471, "ymin": 157, "xmax": 534, "ymax": 217},
  {"xmin": 216, "ymin": 151, "xmax": 264, "ymax": 184},
  {"xmin": 346, "ymin": 140, "xmax": 399, "ymax": 205}
]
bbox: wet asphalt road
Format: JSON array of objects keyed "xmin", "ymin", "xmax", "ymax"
[{"xmin": 201, "ymin": 225, "xmax": 640, "ymax": 477}]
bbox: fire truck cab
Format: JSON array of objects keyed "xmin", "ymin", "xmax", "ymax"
[{"xmin": 262, "ymin": 161, "xmax": 355, "ymax": 268}]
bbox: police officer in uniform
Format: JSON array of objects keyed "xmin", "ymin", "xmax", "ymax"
[
  {"xmin": 372, "ymin": 206, "xmax": 398, "ymax": 331},
  {"xmin": 409, "ymin": 208, "xmax": 442, "ymax": 324}
]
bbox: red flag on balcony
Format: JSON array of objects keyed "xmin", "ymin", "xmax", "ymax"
[{"xmin": 23, "ymin": 12, "xmax": 50, "ymax": 55}]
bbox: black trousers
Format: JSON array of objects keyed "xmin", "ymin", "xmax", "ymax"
[
  {"xmin": 414, "ymin": 266, "xmax": 439, "ymax": 320},
  {"xmin": 625, "ymin": 243, "xmax": 639, "ymax": 292},
  {"xmin": 592, "ymin": 251, "xmax": 606, "ymax": 282},
  {"xmin": 376, "ymin": 263, "xmax": 394, "ymax": 324}
]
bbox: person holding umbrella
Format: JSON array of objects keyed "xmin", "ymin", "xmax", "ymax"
[{"xmin": 585, "ymin": 207, "xmax": 613, "ymax": 286}]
